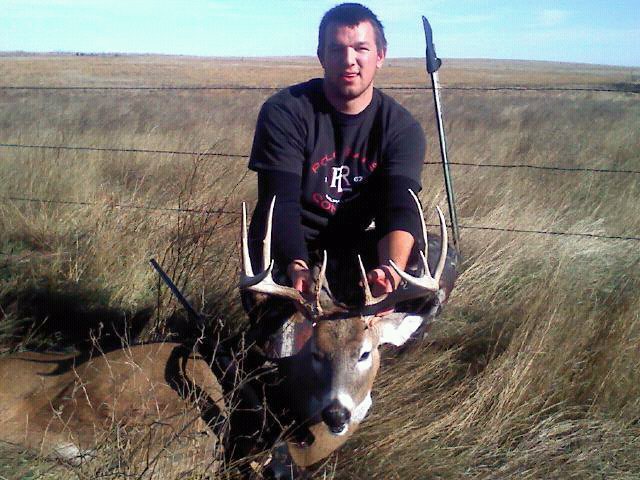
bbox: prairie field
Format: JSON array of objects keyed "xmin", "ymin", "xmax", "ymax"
[{"xmin": 0, "ymin": 54, "xmax": 639, "ymax": 479}]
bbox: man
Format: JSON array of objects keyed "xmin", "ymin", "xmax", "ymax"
[{"xmin": 247, "ymin": 3, "xmax": 426, "ymax": 314}]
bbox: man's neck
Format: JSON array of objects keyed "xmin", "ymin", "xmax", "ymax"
[{"xmin": 323, "ymin": 83, "xmax": 374, "ymax": 115}]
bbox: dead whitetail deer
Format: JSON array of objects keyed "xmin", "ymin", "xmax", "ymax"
[
  {"xmin": 0, "ymin": 192, "xmax": 456, "ymax": 478},
  {"xmin": 240, "ymin": 190, "xmax": 458, "ymax": 467}
]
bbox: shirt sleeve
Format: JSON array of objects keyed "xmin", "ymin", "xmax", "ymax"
[
  {"xmin": 375, "ymin": 115, "xmax": 426, "ymax": 240},
  {"xmin": 382, "ymin": 119, "xmax": 425, "ymax": 184},
  {"xmin": 248, "ymin": 170, "xmax": 309, "ymax": 272},
  {"xmin": 375, "ymin": 175, "xmax": 423, "ymax": 242},
  {"xmin": 248, "ymin": 98, "xmax": 306, "ymax": 176}
]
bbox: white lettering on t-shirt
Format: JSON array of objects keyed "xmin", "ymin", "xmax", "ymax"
[{"xmin": 330, "ymin": 166, "xmax": 352, "ymax": 193}]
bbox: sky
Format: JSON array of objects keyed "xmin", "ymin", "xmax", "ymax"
[{"xmin": 1, "ymin": 0, "xmax": 639, "ymax": 67}]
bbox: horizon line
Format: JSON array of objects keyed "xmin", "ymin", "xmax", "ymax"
[{"xmin": 1, "ymin": 50, "xmax": 638, "ymax": 69}]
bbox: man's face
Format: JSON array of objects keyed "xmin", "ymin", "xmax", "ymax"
[{"xmin": 319, "ymin": 21, "xmax": 385, "ymax": 103}]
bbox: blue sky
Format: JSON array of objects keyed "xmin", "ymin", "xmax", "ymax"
[{"xmin": 1, "ymin": 1, "xmax": 639, "ymax": 67}]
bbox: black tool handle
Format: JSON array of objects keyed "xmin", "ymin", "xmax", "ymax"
[{"xmin": 149, "ymin": 258, "xmax": 203, "ymax": 328}]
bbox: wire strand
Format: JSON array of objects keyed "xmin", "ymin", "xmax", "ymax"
[
  {"xmin": 423, "ymin": 161, "xmax": 640, "ymax": 174},
  {"xmin": 3, "ymin": 195, "xmax": 639, "ymax": 242},
  {"xmin": 0, "ymin": 142, "xmax": 247, "ymax": 158},
  {"xmin": 1, "ymin": 84, "xmax": 637, "ymax": 94},
  {"xmin": 2, "ymin": 195, "xmax": 238, "ymax": 215},
  {"xmin": 2, "ymin": 143, "xmax": 638, "ymax": 174}
]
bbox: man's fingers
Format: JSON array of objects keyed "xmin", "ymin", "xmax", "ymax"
[
  {"xmin": 292, "ymin": 270, "xmax": 312, "ymax": 294},
  {"xmin": 367, "ymin": 268, "xmax": 393, "ymax": 292},
  {"xmin": 366, "ymin": 268, "xmax": 385, "ymax": 284}
]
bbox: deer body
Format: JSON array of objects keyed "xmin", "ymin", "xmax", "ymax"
[{"xmin": 0, "ymin": 343, "xmax": 225, "ymax": 463}]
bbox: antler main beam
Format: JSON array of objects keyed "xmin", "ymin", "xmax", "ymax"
[
  {"xmin": 240, "ymin": 197, "xmax": 326, "ymax": 317},
  {"xmin": 359, "ymin": 190, "xmax": 448, "ymax": 315}
]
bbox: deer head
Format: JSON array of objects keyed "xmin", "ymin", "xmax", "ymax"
[{"xmin": 240, "ymin": 191, "xmax": 448, "ymax": 442}]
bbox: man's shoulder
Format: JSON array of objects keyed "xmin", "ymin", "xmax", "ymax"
[
  {"xmin": 264, "ymin": 78, "xmax": 324, "ymax": 112},
  {"xmin": 374, "ymin": 87, "xmax": 420, "ymax": 128}
]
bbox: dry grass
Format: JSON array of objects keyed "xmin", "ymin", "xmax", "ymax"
[{"xmin": 0, "ymin": 55, "xmax": 639, "ymax": 478}]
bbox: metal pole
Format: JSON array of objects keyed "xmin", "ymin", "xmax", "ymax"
[{"xmin": 422, "ymin": 16, "xmax": 461, "ymax": 254}]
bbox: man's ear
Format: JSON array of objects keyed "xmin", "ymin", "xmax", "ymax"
[
  {"xmin": 317, "ymin": 48, "xmax": 325, "ymax": 68},
  {"xmin": 375, "ymin": 313, "xmax": 424, "ymax": 346},
  {"xmin": 376, "ymin": 47, "xmax": 386, "ymax": 69}
]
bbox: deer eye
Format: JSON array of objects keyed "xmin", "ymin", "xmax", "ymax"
[{"xmin": 358, "ymin": 351, "xmax": 371, "ymax": 362}]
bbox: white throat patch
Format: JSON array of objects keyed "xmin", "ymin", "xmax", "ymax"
[
  {"xmin": 351, "ymin": 392, "xmax": 372, "ymax": 424},
  {"xmin": 379, "ymin": 314, "xmax": 425, "ymax": 346}
]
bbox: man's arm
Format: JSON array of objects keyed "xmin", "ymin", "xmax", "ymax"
[
  {"xmin": 376, "ymin": 229, "xmax": 415, "ymax": 286},
  {"xmin": 366, "ymin": 230, "xmax": 414, "ymax": 316},
  {"xmin": 249, "ymin": 97, "xmax": 311, "ymax": 292},
  {"xmin": 249, "ymin": 170, "xmax": 309, "ymax": 279},
  {"xmin": 368, "ymin": 115, "xmax": 426, "ymax": 313},
  {"xmin": 251, "ymin": 171, "xmax": 312, "ymax": 295}
]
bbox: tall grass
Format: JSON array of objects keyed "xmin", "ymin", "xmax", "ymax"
[{"xmin": 0, "ymin": 55, "xmax": 639, "ymax": 478}]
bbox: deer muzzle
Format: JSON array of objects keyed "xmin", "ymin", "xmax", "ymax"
[{"xmin": 321, "ymin": 399, "xmax": 351, "ymax": 435}]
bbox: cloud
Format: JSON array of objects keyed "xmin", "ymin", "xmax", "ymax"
[{"xmin": 539, "ymin": 9, "xmax": 569, "ymax": 27}]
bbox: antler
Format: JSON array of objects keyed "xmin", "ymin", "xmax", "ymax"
[
  {"xmin": 358, "ymin": 189, "xmax": 448, "ymax": 315},
  {"xmin": 240, "ymin": 197, "xmax": 326, "ymax": 317}
]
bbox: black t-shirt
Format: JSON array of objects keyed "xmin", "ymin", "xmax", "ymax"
[{"xmin": 248, "ymin": 78, "xmax": 426, "ymax": 267}]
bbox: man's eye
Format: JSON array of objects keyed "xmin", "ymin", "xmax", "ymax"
[{"xmin": 359, "ymin": 351, "xmax": 370, "ymax": 362}]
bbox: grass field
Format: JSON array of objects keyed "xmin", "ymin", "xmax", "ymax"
[{"xmin": 0, "ymin": 54, "xmax": 639, "ymax": 478}]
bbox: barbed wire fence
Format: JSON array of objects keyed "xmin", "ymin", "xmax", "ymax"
[
  {"xmin": 2, "ymin": 195, "xmax": 639, "ymax": 243},
  {"xmin": 1, "ymin": 82, "xmax": 639, "ymax": 244},
  {"xmin": 2, "ymin": 142, "xmax": 639, "ymax": 175},
  {"xmin": 1, "ymin": 84, "xmax": 639, "ymax": 93}
]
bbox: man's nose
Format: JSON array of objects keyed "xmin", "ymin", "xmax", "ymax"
[{"xmin": 340, "ymin": 47, "xmax": 356, "ymax": 67}]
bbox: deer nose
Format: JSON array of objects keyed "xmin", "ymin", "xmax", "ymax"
[{"xmin": 321, "ymin": 399, "xmax": 351, "ymax": 435}]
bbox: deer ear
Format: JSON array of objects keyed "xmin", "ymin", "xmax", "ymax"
[{"xmin": 376, "ymin": 314, "xmax": 425, "ymax": 346}]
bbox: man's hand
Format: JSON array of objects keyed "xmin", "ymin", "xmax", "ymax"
[
  {"xmin": 287, "ymin": 259, "xmax": 312, "ymax": 294},
  {"xmin": 366, "ymin": 265, "xmax": 401, "ymax": 317}
]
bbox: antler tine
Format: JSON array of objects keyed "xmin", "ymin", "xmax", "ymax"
[
  {"xmin": 434, "ymin": 206, "xmax": 448, "ymax": 283},
  {"xmin": 262, "ymin": 196, "xmax": 276, "ymax": 272},
  {"xmin": 312, "ymin": 250, "xmax": 328, "ymax": 316},
  {"xmin": 388, "ymin": 203, "xmax": 447, "ymax": 292},
  {"xmin": 407, "ymin": 189, "xmax": 430, "ymax": 275},
  {"xmin": 239, "ymin": 198, "xmax": 274, "ymax": 289},
  {"xmin": 241, "ymin": 202, "xmax": 254, "ymax": 277},
  {"xmin": 357, "ymin": 254, "xmax": 375, "ymax": 306}
]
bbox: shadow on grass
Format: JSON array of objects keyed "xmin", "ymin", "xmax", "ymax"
[{"xmin": 0, "ymin": 283, "xmax": 152, "ymax": 353}]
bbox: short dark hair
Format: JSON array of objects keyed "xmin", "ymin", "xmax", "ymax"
[{"xmin": 317, "ymin": 3, "xmax": 387, "ymax": 58}]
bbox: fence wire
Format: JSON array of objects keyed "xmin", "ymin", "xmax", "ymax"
[
  {"xmin": 0, "ymin": 142, "xmax": 247, "ymax": 158},
  {"xmin": 2, "ymin": 143, "xmax": 638, "ymax": 175},
  {"xmin": 1, "ymin": 195, "xmax": 238, "ymax": 216},
  {"xmin": 1, "ymin": 84, "xmax": 638, "ymax": 94},
  {"xmin": 1, "ymin": 80, "xmax": 639, "ymax": 245},
  {"xmin": 2, "ymin": 195, "xmax": 639, "ymax": 243}
]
